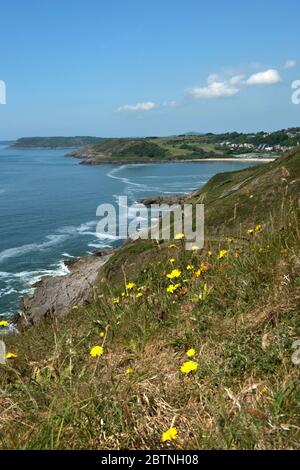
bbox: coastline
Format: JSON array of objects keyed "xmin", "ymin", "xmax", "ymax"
[
  {"xmin": 178, "ymin": 157, "xmax": 275, "ymax": 163},
  {"xmin": 15, "ymin": 249, "xmax": 115, "ymax": 328},
  {"xmin": 70, "ymin": 155, "xmax": 276, "ymax": 165},
  {"xmin": 12, "ymin": 156, "xmax": 274, "ymax": 328}
]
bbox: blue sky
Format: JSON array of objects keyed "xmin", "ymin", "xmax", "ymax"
[{"xmin": 0, "ymin": 0, "xmax": 299, "ymax": 139}]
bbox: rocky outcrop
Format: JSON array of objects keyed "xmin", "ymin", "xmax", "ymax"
[
  {"xmin": 15, "ymin": 250, "xmax": 114, "ymax": 328},
  {"xmin": 137, "ymin": 195, "xmax": 184, "ymax": 206}
]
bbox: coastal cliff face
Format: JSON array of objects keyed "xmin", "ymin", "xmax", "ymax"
[{"xmin": 1, "ymin": 149, "xmax": 300, "ymax": 450}]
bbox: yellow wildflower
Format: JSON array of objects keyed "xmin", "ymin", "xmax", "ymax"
[
  {"xmin": 208, "ymin": 250, "xmax": 212, "ymax": 256},
  {"xmin": 186, "ymin": 264, "xmax": 194, "ymax": 270},
  {"xmin": 169, "ymin": 258, "xmax": 176, "ymax": 264},
  {"xmin": 136, "ymin": 292, "xmax": 143, "ymax": 298},
  {"xmin": 72, "ymin": 305, "xmax": 78, "ymax": 310},
  {"xmin": 99, "ymin": 331, "xmax": 105, "ymax": 338},
  {"xmin": 166, "ymin": 269, "xmax": 181, "ymax": 279},
  {"xmin": 166, "ymin": 283, "xmax": 181, "ymax": 293},
  {"xmin": 0, "ymin": 320, "xmax": 9, "ymax": 327},
  {"xmin": 126, "ymin": 282, "xmax": 135, "ymax": 290},
  {"xmin": 247, "ymin": 228, "xmax": 254, "ymax": 235},
  {"xmin": 90, "ymin": 345, "xmax": 104, "ymax": 357},
  {"xmin": 200, "ymin": 262, "xmax": 209, "ymax": 272},
  {"xmin": 126, "ymin": 368, "xmax": 134, "ymax": 375},
  {"xmin": 180, "ymin": 360, "xmax": 198, "ymax": 374},
  {"xmin": 186, "ymin": 348, "xmax": 196, "ymax": 358},
  {"xmin": 175, "ymin": 233, "xmax": 185, "ymax": 240},
  {"xmin": 218, "ymin": 249, "xmax": 228, "ymax": 259},
  {"xmin": 162, "ymin": 426, "xmax": 177, "ymax": 442},
  {"xmin": 195, "ymin": 270, "xmax": 201, "ymax": 278},
  {"xmin": 255, "ymin": 224, "xmax": 262, "ymax": 232},
  {"xmin": 112, "ymin": 297, "xmax": 120, "ymax": 304},
  {"xmin": 5, "ymin": 352, "xmax": 17, "ymax": 359}
]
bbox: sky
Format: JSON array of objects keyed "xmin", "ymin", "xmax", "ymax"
[{"xmin": 0, "ymin": 0, "xmax": 300, "ymax": 139}]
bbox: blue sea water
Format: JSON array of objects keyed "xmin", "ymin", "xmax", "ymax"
[{"xmin": 0, "ymin": 144, "xmax": 261, "ymax": 317}]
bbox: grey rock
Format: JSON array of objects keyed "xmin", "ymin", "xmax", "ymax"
[
  {"xmin": 0, "ymin": 340, "xmax": 6, "ymax": 365},
  {"xmin": 16, "ymin": 251, "xmax": 113, "ymax": 328}
]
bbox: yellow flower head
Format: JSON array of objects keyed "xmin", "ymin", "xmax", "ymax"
[
  {"xmin": 112, "ymin": 297, "xmax": 120, "ymax": 304},
  {"xmin": 218, "ymin": 249, "xmax": 228, "ymax": 260},
  {"xmin": 166, "ymin": 283, "xmax": 181, "ymax": 293},
  {"xmin": 247, "ymin": 228, "xmax": 254, "ymax": 235},
  {"xmin": 175, "ymin": 233, "xmax": 185, "ymax": 240},
  {"xmin": 72, "ymin": 305, "xmax": 78, "ymax": 310},
  {"xmin": 166, "ymin": 269, "xmax": 181, "ymax": 279},
  {"xmin": 0, "ymin": 320, "xmax": 9, "ymax": 327},
  {"xmin": 180, "ymin": 360, "xmax": 198, "ymax": 374},
  {"xmin": 126, "ymin": 368, "xmax": 134, "ymax": 375},
  {"xmin": 186, "ymin": 348, "xmax": 196, "ymax": 358},
  {"xmin": 5, "ymin": 352, "xmax": 17, "ymax": 359},
  {"xmin": 208, "ymin": 250, "xmax": 212, "ymax": 257},
  {"xmin": 186, "ymin": 264, "xmax": 194, "ymax": 270},
  {"xmin": 126, "ymin": 282, "xmax": 135, "ymax": 290},
  {"xmin": 200, "ymin": 262, "xmax": 209, "ymax": 272},
  {"xmin": 162, "ymin": 426, "xmax": 177, "ymax": 442},
  {"xmin": 255, "ymin": 224, "xmax": 262, "ymax": 232},
  {"xmin": 195, "ymin": 269, "xmax": 201, "ymax": 278},
  {"xmin": 99, "ymin": 331, "xmax": 105, "ymax": 338},
  {"xmin": 90, "ymin": 345, "xmax": 104, "ymax": 357},
  {"xmin": 136, "ymin": 292, "xmax": 143, "ymax": 298},
  {"xmin": 169, "ymin": 258, "xmax": 176, "ymax": 264}
]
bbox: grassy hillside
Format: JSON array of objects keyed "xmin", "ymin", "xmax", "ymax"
[
  {"xmin": 1, "ymin": 150, "xmax": 300, "ymax": 449},
  {"xmin": 11, "ymin": 136, "xmax": 104, "ymax": 149},
  {"xmin": 69, "ymin": 130, "xmax": 300, "ymax": 164},
  {"xmin": 69, "ymin": 137, "xmax": 227, "ymax": 163}
]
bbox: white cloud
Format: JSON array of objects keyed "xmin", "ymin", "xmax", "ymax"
[
  {"xmin": 207, "ymin": 73, "xmax": 219, "ymax": 84},
  {"xmin": 189, "ymin": 80, "xmax": 240, "ymax": 100},
  {"xmin": 246, "ymin": 69, "xmax": 282, "ymax": 86},
  {"xmin": 163, "ymin": 100, "xmax": 179, "ymax": 108},
  {"xmin": 116, "ymin": 101, "xmax": 156, "ymax": 112},
  {"xmin": 229, "ymin": 74, "xmax": 245, "ymax": 85},
  {"xmin": 284, "ymin": 59, "xmax": 296, "ymax": 69}
]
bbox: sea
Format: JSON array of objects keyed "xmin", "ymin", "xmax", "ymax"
[{"xmin": 0, "ymin": 143, "xmax": 262, "ymax": 318}]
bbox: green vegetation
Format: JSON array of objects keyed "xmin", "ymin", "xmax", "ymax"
[
  {"xmin": 1, "ymin": 149, "xmax": 300, "ymax": 449},
  {"xmin": 69, "ymin": 128, "xmax": 300, "ymax": 164},
  {"xmin": 11, "ymin": 129, "xmax": 300, "ymax": 161},
  {"xmin": 11, "ymin": 136, "xmax": 104, "ymax": 149}
]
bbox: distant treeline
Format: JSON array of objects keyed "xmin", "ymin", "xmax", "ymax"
[{"xmin": 11, "ymin": 136, "xmax": 105, "ymax": 149}]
